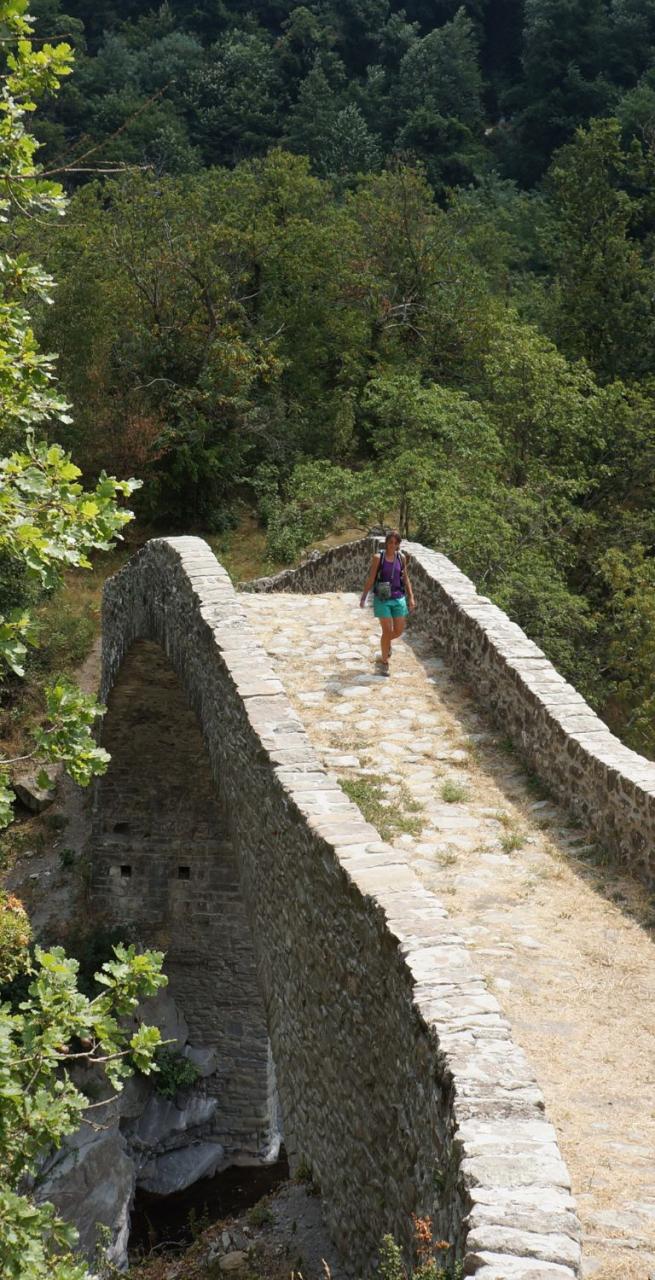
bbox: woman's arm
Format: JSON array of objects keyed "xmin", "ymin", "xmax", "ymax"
[
  {"xmin": 403, "ymin": 557, "xmax": 416, "ymax": 611},
  {"xmin": 359, "ymin": 554, "xmax": 380, "ymax": 608}
]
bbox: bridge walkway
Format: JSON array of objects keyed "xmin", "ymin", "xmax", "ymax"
[{"xmin": 242, "ymin": 590, "xmax": 655, "ymax": 1280}]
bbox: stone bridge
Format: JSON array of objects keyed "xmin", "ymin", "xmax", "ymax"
[{"xmin": 92, "ymin": 534, "xmax": 655, "ymax": 1280}]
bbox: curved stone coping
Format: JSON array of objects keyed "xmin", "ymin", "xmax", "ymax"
[
  {"xmin": 247, "ymin": 535, "xmax": 655, "ymax": 888},
  {"xmin": 102, "ymin": 537, "xmax": 580, "ymax": 1278}
]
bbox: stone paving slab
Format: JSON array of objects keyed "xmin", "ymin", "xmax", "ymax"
[{"xmin": 242, "ymin": 590, "xmax": 655, "ymax": 1280}]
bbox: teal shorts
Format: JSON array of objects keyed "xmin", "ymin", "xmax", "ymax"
[{"xmin": 373, "ymin": 594, "xmax": 409, "ymax": 620}]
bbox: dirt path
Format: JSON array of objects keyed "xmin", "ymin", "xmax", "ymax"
[{"xmin": 242, "ymin": 590, "xmax": 655, "ymax": 1280}]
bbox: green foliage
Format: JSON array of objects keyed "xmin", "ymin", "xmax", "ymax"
[
  {"xmin": 152, "ymin": 1047, "xmax": 200, "ymax": 1099},
  {"xmin": 0, "ymin": 891, "xmax": 31, "ymax": 985},
  {"xmin": 378, "ymin": 1232, "xmax": 462, "ymax": 1280},
  {"xmin": 0, "ymin": 440, "xmax": 139, "ymax": 598},
  {"xmin": 544, "ymin": 119, "xmax": 655, "ymax": 381},
  {"xmin": 439, "ymin": 780, "xmax": 469, "ymax": 804},
  {"xmin": 293, "ymin": 1154, "xmax": 321, "ymax": 1195},
  {"xmin": 379, "ymin": 1234, "xmax": 406, "ymax": 1280},
  {"xmin": 263, "ymin": 462, "xmax": 370, "ymax": 563},
  {"xmin": 339, "ymin": 776, "xmax": 424, "ymax": 842},
  {"xmin": 0, "ymin": 678, "xmax": 109, "ymax": 828},
  {"xmin": 59, "ymin": 924, "xmax": 130, "ymax": 998},
  {"xmin": 0, "ymin": 1, "xmax": 140, "ymax": 827},
  {"xmin": 24, "ymin": 0, "xmax": 655, "ymax": 192},
  {"xmin": 508, "ymin": 0, "xmax": 613, "ymax": 182},
  {"xmin": 0, "ymin": 942, "xmax": 166, "ymax": 1280},
  {"xmin": 286, "ymin": 60, "xmax": 382, "ymax": 184},
  {"xmin": 247, "ymin": 1198, "xmax": 274, "ymax": 1228},
  {"xmin": 363, "ymin": 374, "xmax": 500, "ymax": 468},
  {"xmin": 597, "ymin": 545, "xmax": 655, "ymax": 756},
  {"xmin": 32, "ymin": 679, "xmax": 109, "ymax": 784},
  {"xmin": 186, "ymin": 30, "xmax": 283, "ymax": 166},
  {"xmin": 0, "ymin": 1189, "xmax": 89, "ymax": 1280},
  {"xmin": 397, "ymin": 11, "xmax": 485, "ymax": 191},
  {"xmin": 30, "ymin": 591, "xmax": 96, "ymax": 676},
  {"xmin": 0, "ymin": 12, "xmax": 164, "ymax": 1279},
  {"xmin": 500, "ymin": 827, "xmax": 526, "ymax": 853}
]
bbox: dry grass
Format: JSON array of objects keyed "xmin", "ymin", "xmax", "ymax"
[
  {"xmin": 499, "ymin": 828, "xmax": 526, "ymax": 853},
  {"xmin": 588, "ymin": 1261, "xmax": 649, "ymax": 1280},
  {"xmin": 440, "ymin": 779, "xmax": 469, "ymax": 804}
]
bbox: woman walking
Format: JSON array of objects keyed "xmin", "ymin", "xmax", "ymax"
[{"xmin": 359, "ymin": 531, "xmax": 416, "ymax": 675}]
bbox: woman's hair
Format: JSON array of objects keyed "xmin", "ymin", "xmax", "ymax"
[{"xmin": 384, "ymin": 529, "xmax": 401, "ymax": 547}]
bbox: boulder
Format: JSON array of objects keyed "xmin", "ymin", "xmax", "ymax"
[
  {"xmin": 128, "ymin": 1091, "xmax": 217, "ymax": 1149},
  {"xmin": 12, "ymin": 766, "xmax": 59, "ymax": 813},
  {"xmin": 219, "ymin": 1252, "xmax": 249, "ymax": 1271},
  {"xmin": 36, "ymin": 1127, "xmax": 134, "ymax": 1269},
  {"xmin": 137, "ymin": 1141, "xmax": 226, "ymax": 1195},
  {"xmin": 118, "ymin": 1071, "xmax": 152, "ymax": 1121},
  {"xmin": 184, "ymin": 1043, "xmax": 218, "ymax": 1078},
  {"xmin": 34, "ymin": 991, "xmax": 237, "ymax": 1268},
  {"xmin": 136, "ymin": 988, "xmax": 189, "ymax": 1051}
]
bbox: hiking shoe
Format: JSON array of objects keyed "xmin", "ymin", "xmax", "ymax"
[{"xmin": 376, "ymin": 659, "xmax": 390, "ymax": 677}]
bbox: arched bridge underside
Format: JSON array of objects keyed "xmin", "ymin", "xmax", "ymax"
[{"xmin": 94, "ymin": 534, "xmax": 655, "ymax": 1279}]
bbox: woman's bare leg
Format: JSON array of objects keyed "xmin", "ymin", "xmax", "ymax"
[
  {"xmin": 378, "ymin": 618, "xmax": 393, "ymax": 662},
  {"xmin": 391, "ymin": 618, "xmax": 406, "ymax": 646}
]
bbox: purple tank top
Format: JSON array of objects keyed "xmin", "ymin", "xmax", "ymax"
[{"xmin": 379, "ymin": 553, "xmax": 404, "ymax": 598}]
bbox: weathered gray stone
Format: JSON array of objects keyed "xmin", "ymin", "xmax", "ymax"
[
  {"xmin": 13, "ymin": 764, "xmax": 59, "ymax": 812},
  {"xmin": 130, "ymin": 1093, "xmax": 218, "ymax": 1148},
  {"xmin": 219, "ymin": 1251, "xmax": 249, "ymax": 1271},
  {"xmin": 467, "ymin": 1192, "xmax": 580, "ymax": 1242},
  {"xmin": 40, "ymin": 1043, "xmax": 236, "ymax": 1270},
  {"xmin": 139, "ymin": 988, "xmax": 189, "ymax": 1051},
  {"xmin": 184, "ymin": 1044, "xmax": 219, "ymax": 1077},
  {"xmin": 118, "ymin": 1072, "xmax": 152, "ymax": 1120},
  {"xmin": 465, "ymin": 1224, "xmax": 581, "ymax": 1268},
  {"xmin": 137, "ymin": 1140, "xmax": 226, "ymax": 1194},
  {"xmin": 35, "ymin": 1128, "xmax": 134, "ymax": 1269},
  {"xmin": 465, "ymin": 1255, "xmax": 577, "ymax": 1278}
]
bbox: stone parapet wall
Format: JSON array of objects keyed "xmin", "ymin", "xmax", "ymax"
[
  {"xmin": 249, "ymin": 535, "xmax": 655, "ymax": 886},
  {"xmin": 240, "ymin": 538, "xmax": 372, "ymax": 596},
  {"xmin": 99, "ymin": 537, "xmax": 581, "ymax": 1278}
]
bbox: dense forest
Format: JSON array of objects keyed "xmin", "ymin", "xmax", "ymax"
[{"xmin": 4, "ymin": 0, "xmax": 655, "ymax": 756}]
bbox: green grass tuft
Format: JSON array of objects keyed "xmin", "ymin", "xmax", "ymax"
[
  {"xmin": 440, "ymin": 779, "xmax": 469, "ymax": 804},
  {"xmin": 500, "ymin": 829, "xmax": 526, "ymax": 853},
  {"xmin": 339, "ymin": 777, "xmax": 424, "ymax": 841}
]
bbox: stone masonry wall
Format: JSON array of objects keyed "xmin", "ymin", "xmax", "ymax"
[
  {"xmin": 92, "ymin": 639, "xmax": 275, "ymax": 1157},
  {"xmin": 242, "ymin": 540, "xmax": 371, "ymax": 597},
  {"xmin": 249, "ymin": 536, "xmax": 655, "ymax": 887},
  {"xmin": 97, "ymin": 537, "xmax": 581, "ymax": 1279}
]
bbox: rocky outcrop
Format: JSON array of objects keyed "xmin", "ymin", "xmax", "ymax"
[
  {"xmin": 137, "ymin": 1141, "xmax": 226, "ymax": 1196},
  {"xmin": 35, "ymin": 991, "xmax": 265, "ymax": 1269},
  {"xmin": 37, "ymin": 1126, "xmax": 134, "ymax": 1268},
  {"xmin": 12, "ymin": 764, "xmax": 59, "ymax": 813},
  {"xmin": 128, "ymin": 1091, "xmax": 217, "ymax": 1151}
]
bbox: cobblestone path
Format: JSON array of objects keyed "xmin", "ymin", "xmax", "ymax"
[{"xmin": 242, "ymin": 590, "xmax": 655, "ymax": 1280}]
